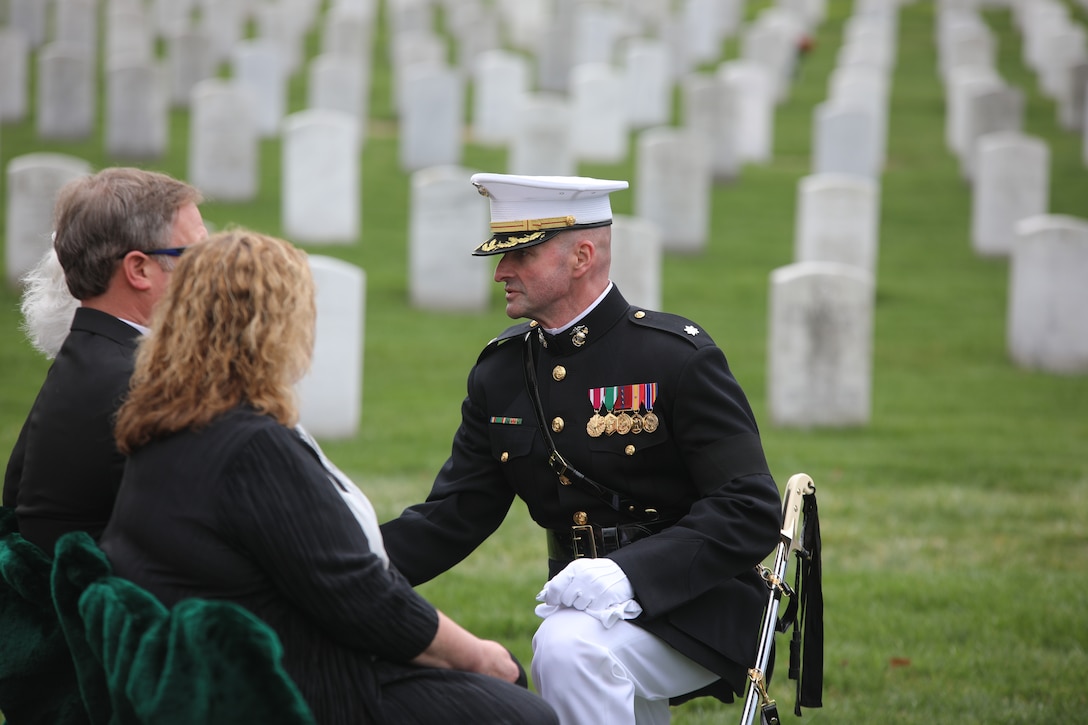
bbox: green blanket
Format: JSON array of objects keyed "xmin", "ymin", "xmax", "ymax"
[
  {"xmin": 0, "ymin": 506, "xmax": 89, "ymax": 724},
  {"xmin": 51, "ymin": 531, "xmax": 315, "ymax": 725}
]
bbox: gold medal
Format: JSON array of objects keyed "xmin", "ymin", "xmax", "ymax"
[
  {"xmin": 616, "ymin": 412, "xmax": 633, "ymax": 435},
  {"xmin": 630, "ymin": 413, "xmax": 643, "ymax": 434},
  {"xmin": 587, "ymin": 414, "xmax": 603, "ymax": 437},
  {"xmin": 603, "ymin": 412, "xmax": 618, "ymax": 436},
  {"xmin": 642, "ymin": 411, "xmax": 659, "ymax": 433}
]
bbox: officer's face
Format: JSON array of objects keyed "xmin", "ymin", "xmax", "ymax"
[{"xmin": 493, "ymin": 237, "xmax": 576, "ymax": 327}]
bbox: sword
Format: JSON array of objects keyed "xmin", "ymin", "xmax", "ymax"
[{"xmin": 740, "ymin": 472, "xmax": 816, "ymax": 725}]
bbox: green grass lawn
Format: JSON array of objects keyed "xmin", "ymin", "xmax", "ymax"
[{"xmin": 2, "ymin": 1, "xmax": 1087, "ymax": 723}]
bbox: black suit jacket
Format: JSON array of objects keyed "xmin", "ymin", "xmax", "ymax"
[
  {"xmin": 3, "ymin": 307, "xmax": 140, "ymax": 553},
  {"xmin": 381, "ymin": 286, "xmax": 782, "ymax": 699}
]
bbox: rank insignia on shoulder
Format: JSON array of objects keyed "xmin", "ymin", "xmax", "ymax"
[{"xmin": 684, "ymin": 325, "xmax": 700, "ymax": 336}]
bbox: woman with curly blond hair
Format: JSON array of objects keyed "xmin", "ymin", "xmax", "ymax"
[{"xmin": 101, "ymin": 229, "xmax": 556, "ymax": 725}]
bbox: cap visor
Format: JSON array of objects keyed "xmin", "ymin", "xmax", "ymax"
[{"xmin": 472, "ymin": 228, "xmax": 561, "ymax": 256}]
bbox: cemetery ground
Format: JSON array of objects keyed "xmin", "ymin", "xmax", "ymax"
[{"xmin": 1, "ymin": 1, "xmax": 1087, "ymax": 722}]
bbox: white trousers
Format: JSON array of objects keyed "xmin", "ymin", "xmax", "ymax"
[{"xmin": 531, "ymin": 608, "xmax": 719, "ymax": 725}]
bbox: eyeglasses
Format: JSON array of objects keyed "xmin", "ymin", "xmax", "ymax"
[{"xmin": 116, "ymin": 247, "xmax": 189, "ymax": 259}]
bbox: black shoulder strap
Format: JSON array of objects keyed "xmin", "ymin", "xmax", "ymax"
[{"xmin": 522, "ymin": 331, "xmax": 660, "ymax": 522}]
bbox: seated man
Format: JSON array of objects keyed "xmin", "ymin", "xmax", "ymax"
[{"xmin": 4, "ymin": 168, "xmax": 206, "ymax": 553}]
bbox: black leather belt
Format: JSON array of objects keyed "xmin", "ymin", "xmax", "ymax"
[{"xmin": 547, "ymin": 520, "xmax": 676, "ymax": 562}]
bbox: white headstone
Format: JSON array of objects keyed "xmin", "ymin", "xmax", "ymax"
[
  {"xmin": 36, "ymin": 44, "xmax": 95, "ymax": 141},
  {"xmin": 399, "ymin": 64, "xmax": 463, "ymax": 172},
  {"xmin": 768, "ymin": 262, "xmax": 875, "ymax": 427},
  {"xmin": 308, "ymin": 53, "xmax": 368, "ymax": 132},
  {"xmin": 794, "ymin": 174, "xmax": 880, "ymax": 276},
  {"xmin": 1007, "ymin": 215, "xmax": 1088, "ymax": 374},
  {"xmin": 471, "ymin": 50, "xmax": 529, "ymax": 146},
  {"xmin": 105, "ymin": 61, "xmax": 168, "ymax": 159},
  {"xmin": 233, "ymin": 40, "xmax": 288, "ymax": 138},
  {"xmin": 106, "ymin": 7, "xmax": 153, "ymax": 65},
  {"xmin": 535, "ymin": 5, "xmax": 575, "ymax": 92},
  {"xmin": 390, "ymin": 31, "xmax": 446, "ymax": 115},
  {"xmin": 570, "ymin": 63, "xmax": 628, "ymax": 164},
  {"xmin": 718, "ymin": 60, "xmax": 775, "ymax": 164},
  {"xmin": 200, "ymin": 0, "xmax": 245, "ymax": 63},
  {"xmin": 939, "ymin": 17, "xmax": 995, "ymax": 81},
  {"xmin": 959, "ymin": 84, "xmax": 1024, "ymax": 180},
  {"xmin": 254, "ymin": 1, "xmax": 305, "ymax": 75},
  {"xmin": 282, "ymin": 110, "xmax": 361, "ymax": 244},
  {"xmin": 610, "ymin": 214, "xmax": 663, "ymax": 311},
  {"xmin": 153, "ymin": 0, "xmax": 194, "ymax": 38},
  {"xmin": 8, "ymin": 0, "xmax": 47, "ymax": 47},
  {"xmin": 451, "ymin": 5, "xmax": 500, "ymax": 75},
  {"xmin": 827, "ymin": 65, "xmax": 889, "ymax": 171},
  {"xmin": 971, "ymin": 132, "xmax": 1050, "ymax": 257},
  {"xmin": 5, "ymin": 154, "xmax": 92, "ymax": 288},
  {"xmin": 297, "ymin": 255, "xmax": 366, "ymax": 439},
  {"xmin": 189, "ymin": 79, "xmax": 259, "ymax": 202},
  {"xmin": 683, "ymin": 0, "xmax": 729, "ymax": 65},
  {"xmin": 54, "ymin": 0, "xmax": 97, "ymax": 57},
  {"xmin": 408, "ymin": 166, "xmax": 490, "ymax": 312},
  {"xmin": 508, "ymin": 93, "xmax": 576, "ymax": 176},
  {"xmin": 624, "ymin": 38, "xmax": 672, "ymax": 129},
  {"xmin": 0, "ymin": 28, "xmax": 29, "ymax": 122},
  {"xmin": 812, "ymin": 101, "xmax": 880, "ymax": 179},
  {"xmin": 945, "ymin": 66, "xmax": 1002, "ymax": 156},
  {"xmin": 682, "ymin": 72, "xmax": 740, "ymax": 182},
  {"xmin": 168, "ymin": 30, "xmax": 217, "ymax": 108},
  {"xmin": 635, "ymin": 127, "xmax": 711, "ymax": 254},
  {"xmin": 1059, "ymin": 61, "xmax": 1088, "ymax": 131},
  {"xmin": 739, "ymin": 15, "xmax": 797, "ymax": 104},
  {"xmin": 322, "ymin": 2, "xmax": 374, "ymax": 60}
]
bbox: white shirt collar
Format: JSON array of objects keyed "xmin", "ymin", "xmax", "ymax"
[{"xmin": 544, "ymin": 281, "xmax": 613, "ymax": 335}]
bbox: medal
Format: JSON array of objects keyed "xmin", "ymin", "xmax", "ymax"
[
  {"xmin": 630, "ymin": 414, "xmax": 643, "ymax": 434},
  {"xmin": 616, "ymin": 412, "xmax": 633, "ymax": 435},
  {"xmin": 640, "ymin": 382, "xmax": 659, "ymax": 433},
  {"xmin": 587, "ymin": 414, "xmax": 603, "ymax": 437},
  {"xmin": 603, "ymin": 412, "xmax": 618, "ymax": 436},
  {"xmin": 587, "ymin": 388, "xmax": 606, "ymax": 438}
]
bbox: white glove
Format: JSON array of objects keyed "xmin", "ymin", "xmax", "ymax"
[
  {"xmin": 534, "ymin": 558, "xmax": 643, "ymax": 628},
  {"xmin": 538, "ymin": 557, "xmax": 633, "ymax": 610}
]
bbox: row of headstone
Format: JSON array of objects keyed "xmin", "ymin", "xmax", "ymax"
[
  {"xmin": 2, "ymin": 0, "xmax": 372, "ymax": 137},
  {"xmin": 813, "ymin": 8, "xmax": 898, "ymax": 179},
  {"xmin": 936, "ymin": 5, "xmax": 1052, "ymax": 257},
  {"xmin": 1012, "ymin": 0, "xmax": 1086, "ymax": 110},
  {"xmin": 937, "ymin": 2, "xmax": 1088, "ymax": 374},
  {"xmin": 938, "ymin": 12, "xmax": 1026, "ymax": 182},
  {"xmin": 393, "ymin": 0, "xmax": 809, "ymax": 175},
  {"xmin": 767, "ymin": 0, "xmax": 909, "ymax": 428},
  {"xmin": 1005, "ymin": 0, "xmax": 1088, "ymax": 135}
]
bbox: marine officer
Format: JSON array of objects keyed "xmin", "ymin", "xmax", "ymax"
[{"xmin": 381, "ymin": 173, "xmax": 782, "ymax": 725}]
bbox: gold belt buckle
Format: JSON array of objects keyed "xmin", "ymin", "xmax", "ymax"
[{"xmin": 571, "ymin": 525, "xmax": 597, "ymax": 559}]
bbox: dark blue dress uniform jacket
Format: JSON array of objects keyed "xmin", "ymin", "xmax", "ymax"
[{"xmin": 381, "ymin": 286, "xmax": 782, "ymax": 700}]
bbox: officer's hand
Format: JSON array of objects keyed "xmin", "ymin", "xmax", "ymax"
[{"xmin": 536, "ymin": 557, "xmax": 634, "ymax": 611}]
